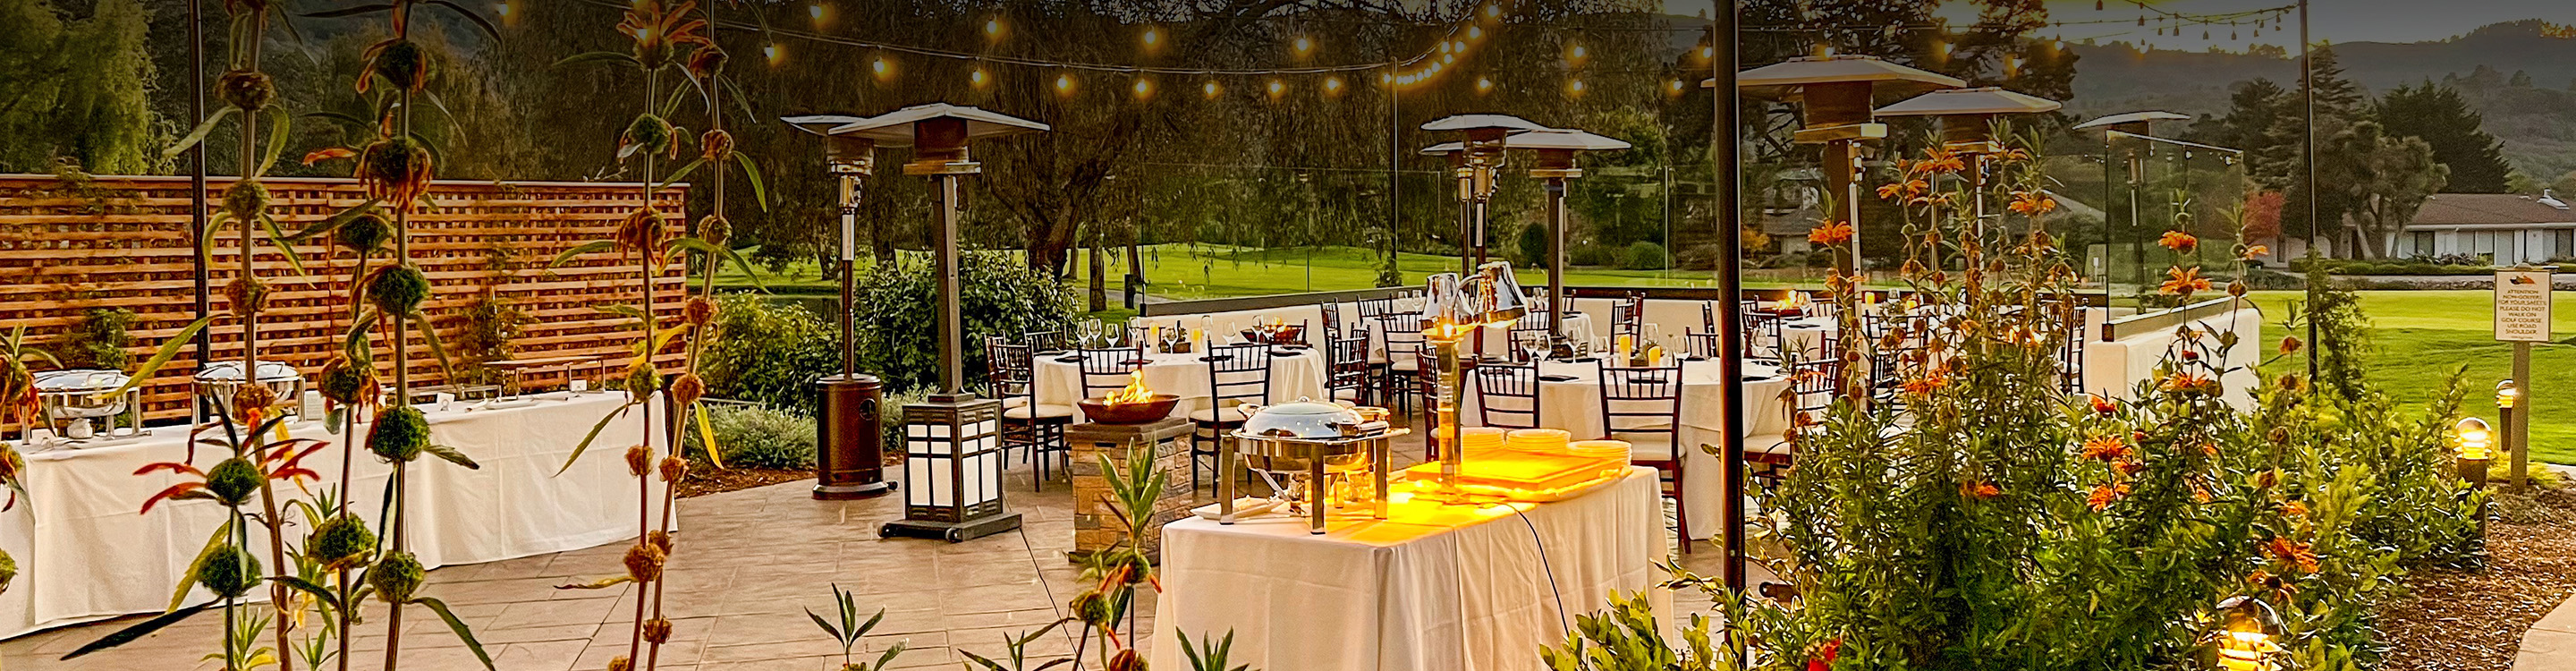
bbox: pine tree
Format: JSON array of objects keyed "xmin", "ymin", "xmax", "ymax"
[{"xmin": 2376, "ymin": 81, "xmax": 2512, "ymax": 193}]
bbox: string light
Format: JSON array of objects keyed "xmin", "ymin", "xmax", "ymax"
[
  {"xmin": 494, "ymin": 0, "xmax": 511, "ymax": 21},
  {"xmin": 1699, "ymin": 45, "xmax": 1714, "ymax": 61},
  {"xmin": 1665, "ymin": 79, "xmax": 1685, "ymax": 96},
  {"xmin": 871, "ymin": 55, "xmax": 893, "ymax": 81},
  {"xmin": 984, "ymin": 17, "xmax": 1004, "ymax": 41},
  {"xmin": 1467, "ymin": 25, "xmax": 1483, "ymax": 40},
  {"xmin": 1131, "ymin": 78, "xmax": 1154, "ymax": 100},
  {"xmin": 1474, "ymin": 76, "xmax": 1493, "ymax": 94},
  {"xmin": 1266, "ymin": 79, "xmax": 1287, "ymax": 99},
  {"xmin": 1565, "ymin": 78, "xmax": 1586, "ymax": 97},
  {"xmin": 1292, "ymin": 35, "xmax": 1315, "ymax": 56},
  {"xmin": 1566, "ymin": 43, "xmax": 1588, "ymax": 64},
  {"xmin": 764, "ymin": 42, "xmax": 782, "ymax": 65},
  {"xmin": 1141, "ymin": 27, "xmax": 1162, "ymax": 52},
  {"xmin": 1202, "ymin": 80, "xmax": 1221, "ymax": 98},
  {"xmin": 1483, "ymin": 4, "xmax": 1501, "ymax": 20},
  {"xmin": 1323, "ymin": 76, "xmax": 1344, "ymax": 96},
  {"xmin": 970, "ymin": 67, "xmax": 990, "ymax": 88},
  {"xmin": 808, "ymin": 2, "xmax": 825, "ymax": 25},
  {"xmin": 1055, "ymin": 72, "xmax": 1078, "ymax": 96}
]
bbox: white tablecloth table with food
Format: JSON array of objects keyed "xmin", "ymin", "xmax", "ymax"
[
  {"xmin": 1148, "ymin": 467, "xmax": 1668, "ymax": 671},
  {"xmin": 1459, "ymin": 359, "xmax": 1801, "ymax": 539},
  {"xmin": 0, "ymin": 391, "xmax": 662, "ymax": 639},
  {"xmin": 1031, "ymin": 349, "xmax": 1331, "ymax": 422}
]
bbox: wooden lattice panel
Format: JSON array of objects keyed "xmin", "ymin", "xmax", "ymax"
[{"xmin": 0, "ymin": 174, "xmax": 690, "ymax": 428}]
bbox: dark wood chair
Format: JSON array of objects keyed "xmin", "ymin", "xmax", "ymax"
[
  {"xmin": 1356, "ymin": 296, "xmax": 1396, "ymax": 322},
  {"xmin": 1026, "ymin": 329, "xmax": 1069, "ymax": 353},
  {"xmin": 1326, "ymin": 327, "xmax": 1373, "ymax": 406},
  {"xmin": 987, "ymin": 336, "xmax": 1074, "ymax": 490},
  {"xmin": 1189, "ymin": 344, "xmax": 1274, "ymax": 492},
  {"xmin": 1075, "ymin": 345, "xmax": 1146, "ymax": 399},
  {"xmin": 1471, "ymin": 361, "xmax": 1541, "ymax": 430},
  {"xmin": 1610, "ymin": 294, "xmax": 1645, "ymax": 345},
  {"xmin": 1596, "ymin": 361, "xmax": 1690, "ymax": 553},
  {"xmin": 1375, "ymin": 312, "xmax": 1428, "ymax": 413},
  {"xmin": 1319, "ymin": 301, "xmax": 1343, "ymax": 341}
]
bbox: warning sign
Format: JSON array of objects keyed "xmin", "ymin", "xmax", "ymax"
[{"xmin": 2496, "ymin": 269, "xmax": 2555, "ymax": 343}]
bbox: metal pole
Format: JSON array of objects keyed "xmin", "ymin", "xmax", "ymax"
[
  {"xmin": 1713, "ymin": 1, "xmax": 1747, "ymax": 593},
  {"xmin": 2301, "ymin": 0, "xmax": 2318, "ymax": 380},
  {"xmin": 188, "ymin": 0, "xmax": 210, "ymax": 367},
  {"xmin": 936, "ymin": 174, "xmax": 965, "ymax": 398},
  {"xmin": 838, "ymin": 174, "xmax": 858, "ymax": 378},
  {"xmin": 1546, "ymin": 178, "xmax": 1567, "ymax": 340}
]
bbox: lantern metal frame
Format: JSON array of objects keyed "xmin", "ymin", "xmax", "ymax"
[{"xmin": 836, "ymin": 104, "xmax": 1049, "ymax": 542}]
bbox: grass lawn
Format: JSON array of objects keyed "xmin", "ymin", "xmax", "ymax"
[{"xmin": 2243, "ymin": 290, "xmax": 2576, "ymax": 465}]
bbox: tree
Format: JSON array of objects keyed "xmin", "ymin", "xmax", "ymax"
[
  {"xmin": 2318, "ymin": 122, "xmax": 2448, "ymax": 259},
  {"xmin": 2375, "ymin": 81, "xmax": 2512, "ymax": 193},
  {"xmin": 0, "ymin": 0, "xmax": 159, "ymax": 174}
]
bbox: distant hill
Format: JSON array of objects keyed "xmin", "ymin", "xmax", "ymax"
[{"xmin": 2063, "ymin": 21, "xmax": 2576, "ymax": 182}]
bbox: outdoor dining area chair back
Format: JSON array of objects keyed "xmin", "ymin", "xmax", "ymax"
[
  {"xmin": 1026, "ymin": 329, "xmax": 1069, "ymax": 353},
  {"xmin": 987, "ymin": 336, "xmax": 1074, "ymax": 489},
  {"xmin": 1076, "ymin": 345, "xmax": 1147, "ymax": 399},
  {"xmin": 1191, "ymin": 343, "xmax": 1275, "ymax": 492},
  {"xmin": 1326, "ymin": 327, "xmax": 1373, "ymax": 405},
  {"xmin": 1375, "ymin": 311, "xmax": 1428, "ymax": 412},
  {"xmin": 1355, "ymin": 296, "xmax": 1397, "ymax": 321},
  {"xmin": 1610, "ymin": 294, "xmax": 1645, "ymax": 344},
  {"xmin": 1595, "ymin": 360, "xmax": 1690, "ymax": 553},
  {"xmin": 1471, "ymin": 361, "xmax": 1540, "ymax": 430}
]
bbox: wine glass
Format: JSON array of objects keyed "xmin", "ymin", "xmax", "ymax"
[{"xmin": 1516, "ymin": 330, "xmax": 1550, "ymax": 364}]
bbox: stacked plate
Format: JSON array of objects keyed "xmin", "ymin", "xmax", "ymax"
[
  {"xmin": 1457, "ymin": 427, "xmax": 1508, "ymax": 459},
  {"xmin": 1568, "ymin": 439, "xmax": 1631, "ymax": 464},
  {"xmin": 1505, "ymin": 429, "xmax": 1572, "ymax": 454}
]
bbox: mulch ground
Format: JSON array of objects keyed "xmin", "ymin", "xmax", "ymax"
[
  {"xmin": 2379, "ymin": 479, "xmax": 2576, "ymax": 670},
  {"xmin": 674, "ymin": 466, "xmax": 813, "ymax": 498}
]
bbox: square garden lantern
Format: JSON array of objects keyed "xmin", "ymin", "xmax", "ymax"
[{"xmin": 838, "ymin": 104, "xmax": 1050, "ymax": 542}]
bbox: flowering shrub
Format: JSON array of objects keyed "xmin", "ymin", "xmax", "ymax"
[{"xmin": 1553, "ymin": 126, "xmax": 2483, "ymax": 670}]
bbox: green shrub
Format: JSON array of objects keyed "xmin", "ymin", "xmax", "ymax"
[
  {"xmin": 682, "ymin": 403, "xmax": 817, "ymax": 470},
  {"xmin": 1619, "ymin": 241, "xmax": 1668, "ymax": 270},
  {"xmin": 1567, "ymin": 244, "xmax": 1617, "ymax": 267},
  {"xmin": 852, "ymin": 251, "xmax": 1079, "ymax": 393},
  {"xmin": 1515, "ymin": 222, "xmax": 1549, "ymax": 268},
  {"xmin": 54, "ymin": 307, "xmax": 132, "ymax": 369},
  {"xmin": 702, "ymin": 293, "xmax": 838, "ymax": 412}
]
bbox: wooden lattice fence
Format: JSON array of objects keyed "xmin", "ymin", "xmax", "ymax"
[{"xmin": 0, "ymin": 174, "xmax": 690, "ymax": 428}]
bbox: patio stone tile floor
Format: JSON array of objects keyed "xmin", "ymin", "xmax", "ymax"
[{"xmin": 4, "ymin": 430, "xmax": 1733, "ymax": 671}]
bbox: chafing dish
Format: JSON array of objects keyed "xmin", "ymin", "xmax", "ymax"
[
  {"xmin": 193, "ymin": 360, "xmax": 305, "ymax": 424},
  {"xmin": 1224, "ymin": 399, "xmax": 1408, "ymax": 533},
  {"xmin": 33, "ymin": 369, "xmax": 143, "ymax": 442}
]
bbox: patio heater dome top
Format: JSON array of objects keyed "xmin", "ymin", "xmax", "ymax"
[
  {"xmin": 1734, "ymin": 55, "xmax": 1965, "ymax": 101},
  {"xmin": 2073, "ymin": 110, "xmax": 2189, "ymax": 131},
  {"xmin": 825, "ymin": 103, "xmax": 1050, "ymax": 146},
  {"xmin": 1419, "ymin": 114, "xmax": 1550, "ymax": 134},
  {"xmin": 1418, "ymin": 128, "xmax": 1632, "ymax": 156},
  {"xmin": 782, "ymin": 115, "xmax": 870, "ymax": 137},
  {"xmin": 1873, "ymin": 87, "xmax": 2062, "ymax": 117}
]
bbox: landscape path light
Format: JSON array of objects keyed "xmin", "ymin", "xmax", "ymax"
[
  {"xmin": 785, "ymin": 114, "xmax": 894, "ymax": 500},
  {"xmin": 2209, "ymin": 595, "xmax": 2286, "ymax": 671},
  {"xmin": 834, "ymin": 103, "xmax": 1051, "ymax": 542},
  {"xmin": 1873, "ymin": 87, "xmax": 2060, "ymax": 261},
  {"xmin": 1729, "ymin": 55, "xmax": 1962, "ymax": 276},
  {"xmin": 2455, "ymin": 416, "xmax": 2495, "ymax": 488}
]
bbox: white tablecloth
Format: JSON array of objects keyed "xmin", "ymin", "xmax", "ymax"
[
  {"xmin": 1032, "ymin": 350, "xmax": 1330, "ymax": 422},
  {"xmin": 1459, "ymin": 360, "xmax": 1798, "ymax": 539},
  {"xmin": 1149, "ymin": 468, "xmax": 1669, "ymax": 671},
  {"xmin": 0, "ymin": 392, "xmax": 662, "ymax": 638}
]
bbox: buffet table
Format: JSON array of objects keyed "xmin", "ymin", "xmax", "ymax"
[
  {"xmin": 0, "ymin": 391, "xmax": 662, "ymax": 638},
  {"xmin": 1031, "ymin": 350, "xmax": 1330, "ymax": 422},
  {"xmin": 1148, "ymin": 467, "xmax": 1668, "ymax": 671}
]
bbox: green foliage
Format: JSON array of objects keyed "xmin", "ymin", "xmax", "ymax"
[
  {"xmin": 1618, "ymin": 241, "xmax": 1668, "ymax": 271},
  {"xmin": 807, "ymin": 584, "xmax": 904, "ymax": 671},
  {"xmin": 367, "ymin": 551, "xmax": 425, "ymax": 604},
  {"xmin": 368, "ymin": 406, "xmax": 431, "ymax": 463},
  {"xmin": 699, "ymin": 293, "xmax": 836, "ymax": 413},
  {"xmin": 2301, "ymin": 260, "xmax": 2375, "ymax": 403},
  {"xmin": 453, "ymin": 290, "xmax": 529, "ymax": 386},
  {"xmin": 1569, "ymin": 244, "xmax": 1618, "ymax": 268},
  {"xmin": 1516, "ymin": 222, "xmax": 1551, "ymax": 268},
  {"xmin": 2376, "ymin": 81, "xmax": 2513, "ymax": 193},
  {"xmin": 204, "ymin": 457, "xmax": 262, "ymax": 506},
  {"xmin": 0, "ymin": 0, "xmax": 160, "ymax": 174},
  {"xmin": 193, "ymin": 543, "xmax": 261, "ymax": 599},
  {"xmin": 305, "ymin": 514, "xmax": 377, "ymax": 571},
  {"xmin": 680, "ymin": 403, "xmax": 815, "ymax": 471},
  {"xmin": 852, "ymin": 251, "xmax": 1079, "ymax": 393},
  {"xmin": 368, "ymin": 265, "xmax": 433, "ymax": 316},
  {"xmin": 54, "ymin": 307, "xmax": 132, "ymax": 370}
]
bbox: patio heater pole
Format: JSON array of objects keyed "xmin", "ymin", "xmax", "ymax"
[
  {"xmin": 788, "ymin": 115, "xmax": 894, "ymax": 500},
  {"xmin": 1707, "ymin": 1, "xmax": 1747, "ymax": 592},
  {"xmin": 1514, "ymin": 130, "xmax": 1634, "ymax": 340}
]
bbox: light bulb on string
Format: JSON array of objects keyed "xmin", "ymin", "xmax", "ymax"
[
  {"xmin": 808, "ymin": 2, "xmax": 825, "ymax": 26},
  {"xmin": 1474, "ymin": 76, "xmax": 1493, "ymax": 94},
  {"xmin": 1565, "ymin": 78, "xmax": 1586, "ymax": 97},
  {"xmin": 763, "ymin": 42, "xmax": 781, "ymax": 65},
  {"xmin": 1323, "ymin": 76, "xmax": 1344, "ymax": 97},
  {"xmin": 1266, "ymin": 79, "xmax": 1287, "ymax": 99},
  {"xmin": 870, "ymin": 56, "xmax": 893, "ymax": 81},
  {"xmin": 1142, "ymin": 27, "xmax": 1162, "ymax": 51},
  {"xmin": 1202, "ymin": 80, "xmax": 1221, "ymax": 98},
  {"xmin": 984, "ymin": 18, "xmax": 1004, "ymax": 41},
  {"xmin": 495, "ymin": 0, "xmax": 512, "ymax": 22},
  {"xmin": 1665, "ymin": 79, "xmax": 1685, "ymax": 96},
  {"xmin": 1055, "ymin": 72, "xmax": 1077, "ymax": 97},
  {"xmin": 1484, "ymin": 4, "xmax": 1501, "ymax": 20},
  {"xmin": 971, "ymin": 67, "xmax": 990, "ymax": 89},
  {"xmin": 1468, "ymin": 25, "xmax": 1483, "ymax": 40},
  {"xmin": 1699, "ymin": 45, "xmax": 1715, "ymax": 61},
  {"xmin": 1131, "ymin": 78, "xmax": 1154, "ymax": 100},
  {"xmin": 1292, "ymin": 35, "xmax": 1315, "ymax": 56}
]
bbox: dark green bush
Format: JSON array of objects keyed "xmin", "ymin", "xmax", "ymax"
[
  {"xmin": 700, "ymin": 293, "xmax": 837, "ymax": 413},
  {"xmin": 852, "ymin": 251, "xmax": 1079, "ymax": 393},
  {"xmin": 1514, "ymin": 222, "xmax": 1549, "ymax": 268},
  {"xmin": 1619, "ymin": 241, "xmax": 1669, "ymax": 270},
  {"xmin": 55, "ymin": 307, "xmax": 132, "ymax": 369},
  {"xmin": 682, "ymin": 403, "xmax": 818, "ymax": 470},
  {"xmin": 1567, "ymin": 243, "xmax": 1617, "ymax": 267}
]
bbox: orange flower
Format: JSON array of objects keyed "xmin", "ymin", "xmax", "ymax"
[
  {"xmin": 2283, "ymin": 500, "xmax": 2309, "ymax": 518},
  {"xmin": 2080, "ymin": 435, "xmax": 2130, "ymax": 462},
  {"xmin": 1919, "ymin": 148, "xmax": 1966, "ymax": 174},
  {"xmin": 2089, "ymin": 395, "xmax": 2117, "ymax": 415},
  {"xmin": 1964, "ymin": 480, "xmax": 2001, "ymax": 499},
  {"xmin": 2241, "ymin": 244, "xmax": 2270, "ymax": 259},
  {"xmin": 2087, "ymin": 482, "xmax": 2130, "ymax": 511},
  {"xmin": 2115, "ymin": 459, "xmax": 2147, "ymax": 476},
  {"xmin": 2246, "ymin": 569, "xmax": 2271, "ymax": 586},
  {"xmin": 2267, "ymin": 537, "xmax": 2319, "ymax": 573},
  {"xmin": 2008, "ymin": 191, "xmax": 2058, "ymax": 216},
  {"xmin": 1901, "ymin": 373, "xmax": 1949, "ymax": 396},
  {"xmin": 2157, "ymin": 230, "xmax": 2199, "ymax": 253},
  {"xmin": 1877, "ymin": 179, "xmax": 1928, "ymax": 201},
  {"xmin": 2162, "ymin": 371, "xmax": 2212, "ymax": 394},
  {"xmin": 1808, "ymin": 220, "xmax": 1855, "ymax": 246},
  {"xmin": 2278, "ymin": 336, "xmax": 2302, "ymax": 355},
  {"xmin": 619, "ymin": 0, "xmax": 714, "ymax": 70},
  {"xmin": 2157, "ymin": 267, "xmax": 2211, "ymax": 297}
]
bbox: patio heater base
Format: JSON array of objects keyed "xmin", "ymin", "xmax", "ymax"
[
  {"xmin": 815, "ymin": 374, "xmax": 895, "ymax": 500},
  {"xmin": 880, "ymin": 513, "xmax": 1023, "ymax": 544}
]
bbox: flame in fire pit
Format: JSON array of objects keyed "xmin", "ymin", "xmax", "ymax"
[{"xmin": 1103, "ymin": 370, "xmax": 1154, "ymax": 405}]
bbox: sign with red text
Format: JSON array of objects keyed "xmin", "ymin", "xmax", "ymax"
[{"xmin": 2496, "ymin": 269, "xmax": 2554, "ymax": 343}]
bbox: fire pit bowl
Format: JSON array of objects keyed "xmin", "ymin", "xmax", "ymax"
[{"xmin": 1078, "ymin": 394, "xmax": 1182, "ymax": 424}]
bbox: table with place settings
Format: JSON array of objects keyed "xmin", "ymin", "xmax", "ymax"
[
  {"xmin": 1030, "ymin": 348, "xmax": 1332, "ymax": 422},
  {"xmin": 1458, "ymin": 358, "xmax": 1804, "ymax": 539}
]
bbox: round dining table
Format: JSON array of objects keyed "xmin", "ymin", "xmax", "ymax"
[
  {"xmin": 1031, "ymin": 348, "xmax": 1333, "ymax": 423},
  {"xmin": 1456, "ymin": 357, "xmax": 1807, "ymax": 539}
]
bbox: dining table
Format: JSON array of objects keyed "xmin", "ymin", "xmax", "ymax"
[{"xmin": 1030, "ymin": 347, "xmax": 1333, "ymax": 422}]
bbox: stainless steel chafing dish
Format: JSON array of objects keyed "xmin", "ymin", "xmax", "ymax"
[
  {"xmin": 1223, "ymin": 398, "xmax": 1409, "ymax": 534},
  {"xmin": 193, "ymin": 360, "xmax": 305, "ymax": 424},
  {"xmin": 33, "ymin": 369, "xmax": 143, "ymax": 442}
]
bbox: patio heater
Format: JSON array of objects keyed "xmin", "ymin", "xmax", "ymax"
[
  {"xmin": 1419, "ymin": 115, "xmax": 1549, "ymax": 278},
  {"xmin": 1735, "ymin": 55, "xmax": 1962, "ymax": 276},
  {"xmin": 786, "ymin": 114, "xmax": 894, "ymax": 500},
  {"xmin": 1423, "ymin": 128, "xmax": 1631, "ymax": 340},
  {"xmin": 2073, "ymin": 111, "xmax": 2190, "ymax": 294},
  {"xmin": 1420, "ymin": 261, "xmax": 1529, "ymax": 499},
  {"xmin": 1873, "ymin": 88, "xmax": 2062, "ymax": 268},
  {"xmin": 835, "ymin": 104, "xmax": 1050, "ymax": 543}
]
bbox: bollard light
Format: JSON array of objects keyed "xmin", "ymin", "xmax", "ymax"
[
  {"xmin": 2497, "ymin": 378, "xmax": 2519, "ymax": 410},
  {"xmin": 2209, "ymin": 596, "xmax": 2285, "ymax": 671},
  {"xmin": 2455, "ymin": 416, "xmax": 2494, "ymax": 486}
]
